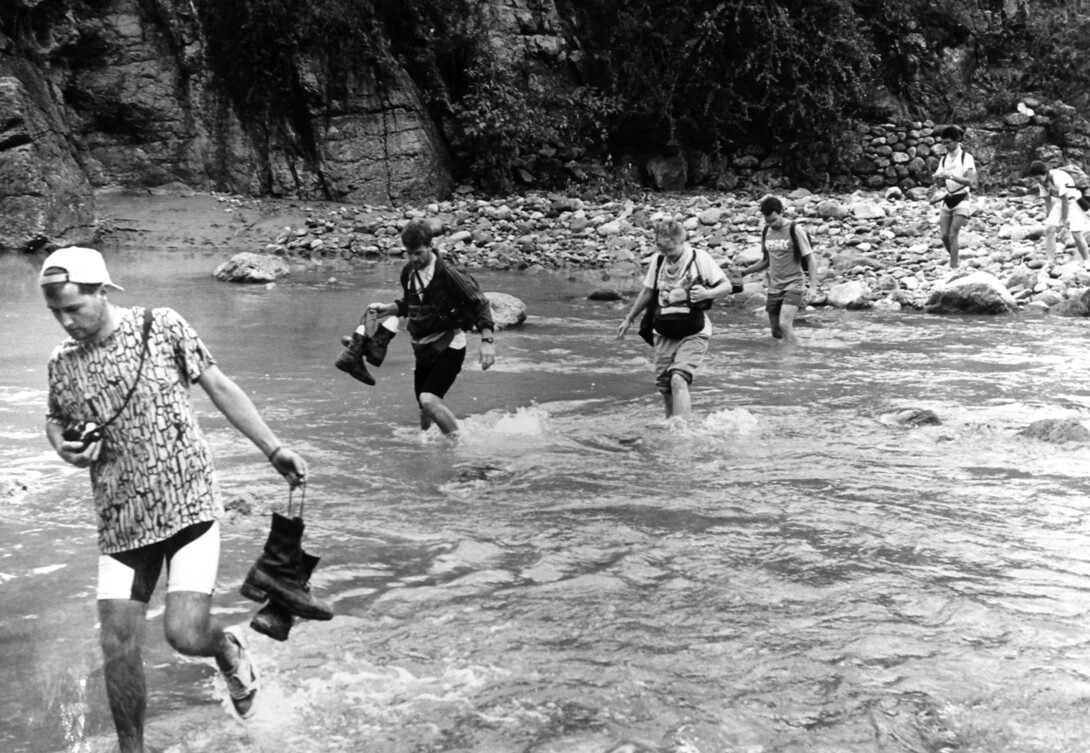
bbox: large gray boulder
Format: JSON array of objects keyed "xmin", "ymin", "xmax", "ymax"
[
  {"xmin": 924, "ymin": 271, "xmax": 1018, "ymax": 314},
  {"xmin": 826, "ymin": 280, "xmax": 872, "ymax": 309},
  {"xmin": 645, "ymin": 155, "xmax": 687, "ymax": 191},
  {"xmin": 485, "ymin": 291, "xmax": 527, "ymax": 330},
  {"xmin": 213, "ymin": 253, "xmax": 290, "ymax": 283}
]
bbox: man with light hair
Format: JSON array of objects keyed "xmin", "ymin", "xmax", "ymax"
[
  {"xmin": 40, "ymin": 246, "xmax": 308, "ymax": 752},
  {"xmin": 617, "ymin": 219, "xmax": 734, "ymax": 421}
]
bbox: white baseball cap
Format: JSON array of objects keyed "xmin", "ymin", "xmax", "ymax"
[{"xmin": 38, "ymin": 247, "xmax": 124, "ymax": 291}]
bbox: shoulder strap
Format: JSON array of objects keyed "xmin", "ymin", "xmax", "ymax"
[
  {"xmin": 651, "ymin": 253, "xmax": 665, "ymax": 290},
  {"xmin": 99, "ymin": 308, "xmax": 154, "ymax": 430}
]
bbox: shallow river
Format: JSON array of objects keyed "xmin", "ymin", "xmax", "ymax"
[{"xmin": 3, "ymin": 248, "xmax": 1090, "ymax": 753}]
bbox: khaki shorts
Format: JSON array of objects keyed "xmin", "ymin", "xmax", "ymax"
[{"xmin": 653, "ymin": 331, "xmax": 709, "ymax": 394}]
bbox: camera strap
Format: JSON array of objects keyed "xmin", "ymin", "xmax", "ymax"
[{"xmin": 89, "ymin": 307, "xmax": 154, "ymax": 430}]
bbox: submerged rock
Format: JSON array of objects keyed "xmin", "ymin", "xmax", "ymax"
[
  {"xmin": 1018, "ymin": 417, "xmax": 1090, "ymax": 443},
  {"xmin": 881, "ymin": 408, "xmax": 942, "ymax": 427}
]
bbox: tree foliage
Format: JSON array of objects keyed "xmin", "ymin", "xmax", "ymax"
[{"xmin": 578, "ymin": 0, "xmax": 876, "ymax": 173}]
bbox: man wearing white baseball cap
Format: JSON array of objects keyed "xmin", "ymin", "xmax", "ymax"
[
  {"xmin": 38, "ymin": 245, "xmax": 124, "ymax": 290},
  {"xmin": 40, "ymin": 246, "xmax": 309, "ymax": 750}
]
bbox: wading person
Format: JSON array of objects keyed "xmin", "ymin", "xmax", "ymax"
[
  {"xmin": 616, "ymin": 219, "xmax": 733, "ymax": 421},
  {"xmin": 1027, "ymin": 160, "xmax": 1090, "ymax": 265},
  {"xmin": 932, "ymin": 125, "xmax": 977, "ymax": 269},
  {"xmin": 741, "ymin": 196, "xmax": 820, "ymax": 347},
  {"xmin": 40, "ymin": 246, "xmax": 308, "ymax": 752},
  {"xmin": 366, "ymin": 221, "xmax": 495, "ymax": 437}
]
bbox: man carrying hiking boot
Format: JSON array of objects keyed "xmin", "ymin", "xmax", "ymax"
[
  {"xmin": 366, "ymin": 220, "xmax": 495, "ymax": 436},
  {"xmin": 334, "ymin": 308, "xmax": 398, "ymax": 385},
  {"xmin": 40, "ymin": 247, "xmax": 308, "ymax": 751}
]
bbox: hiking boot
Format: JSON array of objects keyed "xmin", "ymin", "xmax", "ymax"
[
  {"xmin": 221, "ymin": 625, "xmax": 259, "ymax": 719},
  {"xmin": 334, "ymin": 332, "xmax": 375, "ymax": 385},
  {"xmin": 240, "ymin": 513, "xmax": 334, "ymax": 621},
  {"xmin": 363, "ymin": 326, "xmax": 396, "ymax": 367},
  {"xmin": 249, "ymin": 551, "xmax": 321, "ymax": 642}
]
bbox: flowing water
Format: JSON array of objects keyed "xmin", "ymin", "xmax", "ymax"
[{"xmin": 3, "ymin": 248, "xmax": 1090, "ymax": 753}]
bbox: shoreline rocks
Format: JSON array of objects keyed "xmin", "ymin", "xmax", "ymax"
[{"xmin": 155, "ymin": 188, "xmax": 1090, "ymax": 316}]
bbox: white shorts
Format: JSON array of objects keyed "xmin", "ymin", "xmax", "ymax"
[
  {"xmin": 97, "ymin": 520, "xmax": 221, "ymax": 602},
  {"xmin": 1046, "ymin": 201, "xmax": 1090, "ymax": 232}
]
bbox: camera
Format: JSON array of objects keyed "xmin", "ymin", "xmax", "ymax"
[{"xmin": 62, "ymin": 421, "xmax": 104, "ymax": 450}]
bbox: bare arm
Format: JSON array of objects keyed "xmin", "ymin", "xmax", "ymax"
[
  {"xmin": 196, "ymin": 364, "xmax": 307, "ymax": 486},
  {"xmin": 796, "ymin": 229, "xmax": 820, "ymax": 294},
  {"xmin": 617, "ymin": 286, "xmax": 655, "ymax": 341},
  {"xmin": 742, "ymin": 256, "xmax": 769, "ymax": 277},
  {"xmin": 690, "ymin": 278, "xmax": 734, "ymax": 304}
]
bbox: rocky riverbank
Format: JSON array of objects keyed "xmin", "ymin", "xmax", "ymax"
[{"xmin": 99, "ymin": 185, "xmax": 1090, "ymax": 316}]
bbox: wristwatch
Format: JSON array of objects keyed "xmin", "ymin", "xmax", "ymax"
[{"xmin": 481, "ymin": 336, "xmax": 494, "ymax": 343}]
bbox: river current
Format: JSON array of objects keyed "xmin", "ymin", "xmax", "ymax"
[{"xmin": 2, "ymin": 248, "xmax": 1090, "ymax": 753}]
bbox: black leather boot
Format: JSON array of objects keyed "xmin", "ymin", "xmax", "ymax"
[
  {"xmin": 363, "ymin": 326, "xmax": 396, "ymax": 367},
  {"xmin": 334, "ymin": 332, "xmax": 375, "ymax": 385},
  {"xmin": 250, "ymin": 551, "xmax": 321, "ymax": 641},
  {"xmin": 240, "ymin": 514, "xmax": 334, "ymax": 621}
]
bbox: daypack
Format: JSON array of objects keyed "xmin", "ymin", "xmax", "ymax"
[
  {"xmin": 761, "ymin": 221, "xmax": 812, "ymax": 272},
  {"xmin": 1053, "ymin": 164, "xmax": 1090, "ymax": 210},
  {"xmin": 1058, "ymin": 163, "xmax": 1090, "ymax": 192}
]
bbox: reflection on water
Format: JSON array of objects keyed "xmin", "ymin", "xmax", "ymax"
[{"xmin": 3, "ymin": 251, "xmax": 1090, "ymax": 752}]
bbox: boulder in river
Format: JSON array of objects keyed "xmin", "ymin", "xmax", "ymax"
[
  {"xmin": 486, "ymin": 291, "xmax": 527, "ymax": 329},
  {"xmin": 924, "ymin": 270, "xmax": 1018, "ymax": 314},
  {"xmin": 213, "ymin": 252, "xmax": 291, "ymax": 283}
]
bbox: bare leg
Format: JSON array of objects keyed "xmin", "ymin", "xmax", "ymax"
[
  {"xmin": 1074, "ymin": 230, "xmax": 1090, "ymax": 261},
  {"xmin": 98, "ymin": 599, "xmax": 149, "ymax": 753},
  {"xmin": 163, "ymin": 591, "xmax": 236, "ymax": 669},
  {"xmin": 941, "ymin": 214, "xmax": 966, "ymax": 268},
  {"xmin": 419, "ymin": 392, "xmax": 459, "ymax": 435},
  {"xmin": 1045, "ymin": 225, "xmax": 1058, "ymax": 263},
  {"xmin": 779, "ymin": 303, "xmax": 801, "ymax": 346},
  {"xmin": 668, "ymin": 372, "xmax": 692, "ymax": 421},
  {"xmin": 767, "ymin": 310, "xmax": 783, "ymax": 339}
]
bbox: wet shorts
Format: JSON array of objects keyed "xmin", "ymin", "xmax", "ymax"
[
  {"xmin": 414, "ymin": 344, "xmax": 466, "ymax": 400},
  {"xmin": 766, "ymin": 289, "xmax": 805, "ymax": 316},
  {"xmin": 654, "ymin": 331, "xmax": 709, "ymax": 394},
  {"xmin": 97, "ymin": 520, "xmax": 219, "ymax": 602}
]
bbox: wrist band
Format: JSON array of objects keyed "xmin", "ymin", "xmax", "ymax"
[{"xmin": 267, "ymin": 445, "xmax": 283, "ymax": 462}]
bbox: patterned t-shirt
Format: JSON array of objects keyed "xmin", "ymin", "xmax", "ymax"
[{"xmin": 46, "ymin": 306, "xmax": 223, "ymax": 554}]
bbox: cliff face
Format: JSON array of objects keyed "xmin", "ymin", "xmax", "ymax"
[
  {"xmin": 1, "ymin": 0, "xmax": 1088, "ymax": 252},
  {"xmin": 0, "ymin": 0, "xmax": 466, "ymax": 251}
]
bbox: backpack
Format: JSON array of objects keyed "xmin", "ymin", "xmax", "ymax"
[
  {"xmin": 1059, "ymin": 163, "xmax": 1090, "ymax": 191},
  {"xmin": 761, "ymin": 221, "xmax": 812, "ymax": 272},
  {"xmin": 1054, "ymin": 164, "xmax": 1090, "ymax": 210}
]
